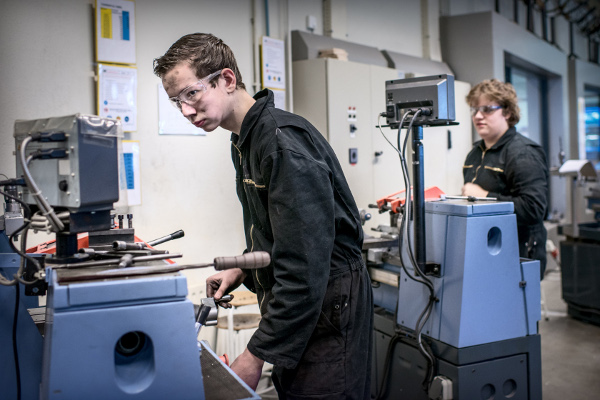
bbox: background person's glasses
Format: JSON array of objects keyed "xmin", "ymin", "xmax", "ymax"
[
  {"xmin": 470, "ymin": 105, "xmax": 502, "ymax": 117},
  {"xmin": 169, "ymin": 70, "xmax": 222, "ymax": 110}
]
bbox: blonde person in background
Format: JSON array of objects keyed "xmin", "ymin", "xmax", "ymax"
[{"xmin": 462, "ymin": 79, "xmax": 549, "ymax": 279}]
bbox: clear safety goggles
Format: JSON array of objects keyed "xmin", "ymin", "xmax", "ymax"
[
  {"xmin": 169, "ymin": 70, "xmax": 222, "ymax": 110},
  {"xmin": 470, "ymin": 105, "xmax": 503, "ymax": 117}
]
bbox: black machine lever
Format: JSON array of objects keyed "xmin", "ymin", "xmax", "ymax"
[{"xmin": 147, "ymin": 230, "xmax": 185, "ymax": 247}]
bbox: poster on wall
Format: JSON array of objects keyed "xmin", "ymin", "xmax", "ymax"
[
  {"xmin": 261, "ymin": 36, "xmax": 286, "ymax": 93},
  {"xmin": 97, "ymin": 63, "xmax": 137, "ymax": 132},
  {"xmin": 95, "ymin": 0, "xmax": 136, "ymax": 64}
]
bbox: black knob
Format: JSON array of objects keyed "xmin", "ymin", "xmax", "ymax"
[{"xmin": 58, "ymin": 180, "xmax": 68, "ymax": 192}]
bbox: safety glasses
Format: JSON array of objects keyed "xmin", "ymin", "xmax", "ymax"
[
  {"xmin": 470, "ymin": 105, "xmax": 503, "ymax": 117},
  {"xmin": 169, "ymin": 70, "xmax": 222, "ymax": 110}
]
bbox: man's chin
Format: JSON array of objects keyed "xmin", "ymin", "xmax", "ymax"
[{"xmin": 202, "ymin": 124, "xmax": 218, "ymax": 132}]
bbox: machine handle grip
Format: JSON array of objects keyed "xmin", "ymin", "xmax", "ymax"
[
  {"xmin": 213, "ymin": 251, "xmax": 271, "ymax": 271},
  {"xmin": 170, "ymin": 229, "xmax": 185, "ymax": 240},
  {"xmin": 146, "ymin": 230, "xmax": 185, "ymax": 247}
]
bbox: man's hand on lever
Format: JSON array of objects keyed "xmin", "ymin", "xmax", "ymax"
[
  {"xmin": 206, "ymin": 268, "xmax": 246, "ymax": 308},
  {"xmin": 206, "ymin": 251, "xmax": 270, "ymax": 307}
]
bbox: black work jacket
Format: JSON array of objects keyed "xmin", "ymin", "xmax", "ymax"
[
  {"xmin": 231, "ymin": 89, "xmax": 365, "ymax": 370},
  {"xmin": 463, "ymin": 127, "xmax": 549, "ymax": 248}
]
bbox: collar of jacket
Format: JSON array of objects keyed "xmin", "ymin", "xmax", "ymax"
[
  {"xmin": 230, "ymin": 89, "xmax": 274, "ymax": 147},
  {"xmin": 477, "ymin": 126, "xmax": 517, "ymax": 151}
]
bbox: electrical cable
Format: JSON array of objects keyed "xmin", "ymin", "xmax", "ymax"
[
  {"xmin": 19, "ymin": 136, "xmax": 63, "ymax": 231},
  {"xmin": 375, "ymin": 110, "xmax": 437, "ymax": 397},
  {"xmin": 25, "ymin": 153, "xmax": 63, "ymax": 232},
  {"xmin": 375, "ymin": 111, "xmax": 422, "ymax": 400},
  {"xmin": 2, "ymin": 185, "xmax": 41, "ymax": 400},
  {"xmin": 399, "ymin": 110, "xmax": 437, "ymax": 389},
  {"xmin": 378, "ymin": 112, "xmax": 429, "ymax": 288},
  {"xmin": 0, "ymin": 189, "xmax": 42, "ymax": 286},
  {"xmin": 377, "ymin": 113, "xmax": 402, "ymax": 155},
  {"xmin": 0, "ymin": 187, "xmax": 32, "ymax": 222},
  {"xmin": 29, "ymin": 211, "xmax": 69, "ymax": 231},
  {"xmin": 391, "ymin": 109, "xmax": 437, "ymax": 390},
  {"xmin": 13, "ymin": 282, "xmax": 21, "ymax": 400},
  {"xmin": 13, "ymin": 225, "xmax": 41, "ymax": 286},
  {"xmin": 376, "ymin": 331, "xmax": 403, "ymax": 400},
  {"xmin": 400, "ymin": 111, "xmax": 434, "ymax": 288}
]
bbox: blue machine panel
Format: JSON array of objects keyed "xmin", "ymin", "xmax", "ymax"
[
  {"xmin": 52, "ymin": 270, "xmax": 188, "ymax": 310},
  {"xmin": 394, "ymin": 200, "xmax": 541, "ymax": 348},
  {"xmin": 426, "ymin": 200, "xmax": 514, "ymax": 216},
  {"xmin": 41, "ymin": 269, "xmax": 204, "ymax": 400}
]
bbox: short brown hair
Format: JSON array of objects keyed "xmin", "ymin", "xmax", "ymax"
[
  {"xmin": 153, "ymin": 33, "xmax": 246, "ymax": 90},
  {"xmin": 466, "ymin": 79, "xmax": 520, "ymax": 127}
]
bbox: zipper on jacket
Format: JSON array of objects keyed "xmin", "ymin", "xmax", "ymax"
[
  {"xmin": 250, "ymin": 225, "xmax": 266, "ymax": 311},
  {"xmin": 232, "ymin": 142, "xmax": 242, "ymax": 165},
  {"xmin": 471, "ymin": 147, "xmax": 487, "ymax": 183}
]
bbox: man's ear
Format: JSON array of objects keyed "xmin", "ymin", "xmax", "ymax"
[{"xmin": 221, "ymin": 68, "xmax": 237, "ymax": 93}]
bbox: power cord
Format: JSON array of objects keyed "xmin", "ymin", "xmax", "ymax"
[
  {"xmin": 375, "ymin": 109, "xmax": 437, "ymax": 397},
  {"xmin": 13, "ymin": 282, "xmax": 21, "ymax": 400},
  {"xmin": 18, "ymin": 135, "xmax": 64, "ymax": 232},
  {"xmin": 0, "ymin": 189, "xmax": 42, "ymax": 286}
]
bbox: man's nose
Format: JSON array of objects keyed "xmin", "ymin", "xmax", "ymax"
[{"xmin": 181, "ymin": 102, "xmax": 197, "ymax": 117}]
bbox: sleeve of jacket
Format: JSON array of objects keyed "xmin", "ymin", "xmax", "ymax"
[
  {"xmin": 246, "ymin": 146, "xmax": 335, "ymax": 370},
  {"xmin": 488, "ymin": 145, "xmax": 548, "ymax": 225}
]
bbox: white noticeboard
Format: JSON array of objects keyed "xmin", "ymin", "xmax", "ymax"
[
  {"xmin": 157, "ymin": 83, "xmax": 206, "ymax": 136},
  {"xmin": 98, "ymin": 64, "xmax": 137, "ymax": 132},
  {"xmin": 261, "ymin": 36, "xmax": 286, "ymax": 90},
  {"xmin": 96, "ymin": 0, "xmax": 136, "ymax": 64}
]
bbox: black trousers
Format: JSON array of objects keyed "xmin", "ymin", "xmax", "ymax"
[{"xmin": 272, "ymin": 261, "xmax": 374, "ymax": 399}]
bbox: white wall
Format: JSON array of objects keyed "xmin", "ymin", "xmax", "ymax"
[{"xmin": 345, "ymin": 0, "xmax": 423, "ymax": 58}]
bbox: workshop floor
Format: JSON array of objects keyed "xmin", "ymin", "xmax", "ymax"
[{"xmin": 539, "ymin": 268, "xmax": 600, "ymax": 400}]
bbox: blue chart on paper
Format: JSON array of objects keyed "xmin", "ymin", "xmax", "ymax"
[
  {"xmin": 124, "ymin": 153, "xmax": 134, "ymax": 189},
  {"xmin": 122, "ymin": 11, "xmax": 130, "ymax": 41}
]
